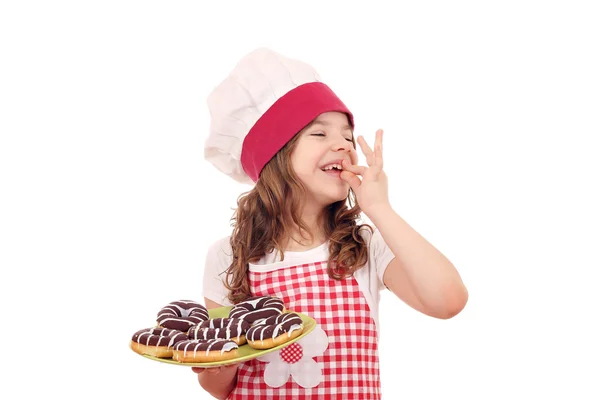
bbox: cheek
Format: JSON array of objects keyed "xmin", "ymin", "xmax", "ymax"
[
  {"xmin": 350, "ymin": 149, "xmax": 359, "ymax": 165},
  {"xmin": 291, "ymin": 155, "xmax": 317, "ymax": 178}
]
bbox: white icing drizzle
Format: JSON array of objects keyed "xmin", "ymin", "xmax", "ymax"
[
  {"xmin": 231, "ymin": 307, "xmax": 282, "ymax": 321},
  {"xmin": 174, "ymin": 304, "xmax": 190, "ymax": 317},
  {"xmin": 193, "ymin": 317, "xmax": 248, "ymax": 340},
  {"xmin": 248, "ymin": 313, "xmax": 303, "ymax": 342},
  {"xmin": 134, "ymin": 328, "xmax": 184, "ymax": 349},
  {"xmin": 287, "ymin": 324, "xmax": 302, "ymax": 337},
  {"xmin": 158, "ymin": 317, "xmax": 196, "ymax": 327},
  {"xmin": 177, "ymin": 339, "xmax": 238, "ymax": 359},
  {"xmin": 167, "ymin": 333, "xmax": 181, "ymax": 348},
  {"xmin": 158, "ymin": 301, "xmax": 208, "ymax": 320},
  {"xmin": 246, "ymin": 298, "xmax": 263, "ymax": 308},
  {"xmin": 229, "ymin": 297, "xmax": 284, "ymax": 322},
  {"xmin": 220, "ymin": 341, "xmax": 238, "ymax": 355}
]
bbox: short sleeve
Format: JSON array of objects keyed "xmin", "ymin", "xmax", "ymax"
[
  {"xmin": 366, "ymin": 227, "xmax": 396, "ymax": 290},
  {"xmin": 353, "ymin": 226, "xmax": 396, "ymax": 334},
  {"xmin": 202, "ymin": 236, "xmax": 234, "ymax": 306}
]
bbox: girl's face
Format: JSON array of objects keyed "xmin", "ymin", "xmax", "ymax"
[{"xmin": 290, "ymin": 112, "xmax": 358, "ymax": 208}]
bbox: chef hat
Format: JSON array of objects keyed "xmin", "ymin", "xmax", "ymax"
[{"xmin": 204, "ymin": 47, "xmax": 354, "ymax": 185}]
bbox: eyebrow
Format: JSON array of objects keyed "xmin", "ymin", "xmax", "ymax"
[{"xmin": 305, "ymin": 119, "xmax": 353, "ymax": 132}]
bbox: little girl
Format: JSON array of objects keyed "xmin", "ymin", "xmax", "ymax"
[{"xmin": 194, "ymin": 47, "xmax": 468, "ymax": 400}]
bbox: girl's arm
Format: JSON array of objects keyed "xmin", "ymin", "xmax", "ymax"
[
  {"xmin": 192, "ymin": 298, "xmax": 239, "ymax": 400},
  {"xmin": 340, "ymin": 131, "xmax": 468, "ymax": 319},
  {"xmin": 371, "ymin": 206, "xmax": 469, "ymax": 319}
]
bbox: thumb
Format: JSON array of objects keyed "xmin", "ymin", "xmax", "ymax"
[{"xmin": 340, "ymin": 171, "xmax": 361, "ymax": 191}]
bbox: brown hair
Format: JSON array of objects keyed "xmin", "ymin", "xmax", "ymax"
[{"xmin": 223, "ymin": 128, "xmax": 373, "ymax": 304}]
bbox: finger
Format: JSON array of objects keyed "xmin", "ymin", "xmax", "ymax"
[
  {"xmin": 340, "ymin": 170, "xmax": 362, "ymax": 192},
  {"xmin": 357, "ymin": 136, "xmax": 375, "ymax": 166},
  {"xmin": 373, "ymin": 129, "xmax": 384, "ymax": 171},
  {"xmin": 341, "ymin": 160, "xmax": 366, "ymax": 175},
  {"xmin": 191, "ymin": 367, "xmax": 206, "ymax": 374}
]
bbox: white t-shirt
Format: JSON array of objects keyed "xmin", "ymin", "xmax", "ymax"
[{"xmin": 202, "ymin": 226, "xmax": 396, "ymax": 333}]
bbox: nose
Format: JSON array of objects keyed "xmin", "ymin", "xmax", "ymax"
[
  {"xmin": 331, "ymin": 136, "xmax": 354, "ymax": 153},
  {"xmin": 331, "ymin": 136, "xmax": 357, "ymax": 164}
]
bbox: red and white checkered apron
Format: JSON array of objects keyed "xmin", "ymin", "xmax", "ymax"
[{"xmin": 227, "ymin": 259, "xmax": 381, "ymax": 399}]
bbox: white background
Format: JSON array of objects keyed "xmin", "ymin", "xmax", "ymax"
[{"xmin": 1, "ymin": 1, "xmax": 599, "ymax": 399}]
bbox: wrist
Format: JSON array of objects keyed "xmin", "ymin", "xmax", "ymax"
[{"xmin": 363, "ymin": 202, "xmax": 394, "ymax": 223}]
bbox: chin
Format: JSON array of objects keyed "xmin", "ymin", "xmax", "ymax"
[
  {"xmin": 304, "ymin": 179, "xmax": 350, "ymax": 207},
  {"xmin": 319, "ymin": 189, "xmax": 350, "ymax": 207}
]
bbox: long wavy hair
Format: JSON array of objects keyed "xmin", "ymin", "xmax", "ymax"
[{"xmin": 224, "ymin": 126, "xmax": 373, "ymax": 304}]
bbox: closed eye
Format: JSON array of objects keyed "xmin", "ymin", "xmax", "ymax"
[{"xmin": 311, "ymin": 133, "xmax": 354, "ymax": 142}]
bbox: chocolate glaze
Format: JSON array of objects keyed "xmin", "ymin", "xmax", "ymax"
[
  {"xmin": 246, "ymin": 312, "xmax": 303, "ymax": 342},
  {"xmin": 157, "ymin": 300, "xmax": 209, "ymax": 331},
  {"xmin": 174, "ymin": 339, "xmax": 238, "ymax": 356},
  {"xmin": 131, "ymin": 327, "xmax": 188, "ymax": 348},
  {"xmin": 188, "ymin": 318, "xmax": 250, "ymax": 340},
  {"xmin": 228, "ymin": 296, "xmax": 284, "ymax": 325}
]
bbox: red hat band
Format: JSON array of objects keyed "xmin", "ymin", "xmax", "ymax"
[{"xmin": 241, "ymin": 82, "xmax": 354, "ymax": 183}]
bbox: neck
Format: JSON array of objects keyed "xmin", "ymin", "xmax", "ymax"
[{"xmin": 286, "ymin": 204, "xmax": 327, "ymax": 249}]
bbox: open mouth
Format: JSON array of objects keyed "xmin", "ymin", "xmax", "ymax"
[{"xmin": 321, "ymin": 164, "xmax": 343, "ymax": 177}]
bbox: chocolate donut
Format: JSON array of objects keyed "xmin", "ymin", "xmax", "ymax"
[
  {"xmin": 157, "ymin": 300, "xmax": 209, "ymax": 331},
  {"xmin": 188, "ymin": 317, "xmax": 250, "ymax": 345},
  {"xmin": 228, "ymin": 296, "xmax": 284, "ymax": 325},
  {"xmin": 131, "ymin": 327, "xmax": 188, "ymax": 358},
  {"xmin": 246, "ymin": 312, "xmax": 304, "ymax": 350},
  {"xmin": 173, "ymin": 338, "xmax": 239, "ymax": 363}
]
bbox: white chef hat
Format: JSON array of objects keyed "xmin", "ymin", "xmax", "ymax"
[{"xmin": 204, "ymin": 47, "xmax": 354, "ymax": 185}]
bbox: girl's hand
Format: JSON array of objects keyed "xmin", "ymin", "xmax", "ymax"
[
  {"xmin": 193, "ymin": 363, "xmax": 239, "ymax": 399},
  {"xmin": 341, "ymin": 129, "xmax": 390, "ymax": 216},
  {"xmin": 192, "ymin": 363, "xmax": 239, "ymax": 375}
]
